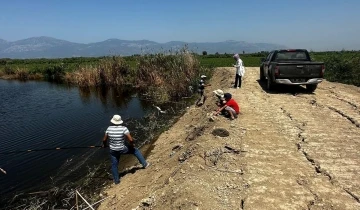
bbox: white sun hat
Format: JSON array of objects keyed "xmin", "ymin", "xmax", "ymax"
[
  {"xmin": 212, "ymin": 89, "xmax": 224, "ymax": 98},
  {"xmin": 110, "ymin": 115, "xmax": 123, "ymax": 125},
  {"xmin": 200, "ymin": 75, "xmax": 207, "ymax": 78}
]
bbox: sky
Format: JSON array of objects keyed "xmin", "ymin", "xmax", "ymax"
[{"xmin": 1, "ymin": 0, "xmax": 360, "ymax": 51}]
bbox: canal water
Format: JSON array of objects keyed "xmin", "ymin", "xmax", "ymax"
[{"xmin": 0, "ymin": 79, "xmax": 188, "ymax": 203}]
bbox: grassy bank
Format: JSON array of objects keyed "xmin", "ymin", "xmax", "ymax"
[
  {"xmin": 0, "ymin": 50, "xmax": 209, "ymax": 103},
  {"xmin": 1, "ymin": 50, "xmax": 359, "ymax": 91}
]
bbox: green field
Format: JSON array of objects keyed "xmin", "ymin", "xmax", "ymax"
[
  {"xmin": 199, "ymin": 56, "xmax": 262, "ymax": 68},
  {"xmin": 198, "ymin": 51, "xmax": 360, "ymax": 87},
  {"xmin": 0, "ymin": 56, "xmax": 138, "ymax": 74}
]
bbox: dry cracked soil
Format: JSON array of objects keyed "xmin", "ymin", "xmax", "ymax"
[{"xmin": 97, "ymin": 67, "xmax": 360, "ymax": 210}]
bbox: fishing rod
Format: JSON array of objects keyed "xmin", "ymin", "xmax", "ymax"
[
  {"xmin": 0, "ymin": 167, "xmax": 6, "ymax": 174},
  {"xmin": 0, "ymin": 145, "xmax": 103, "ymax": 155}
]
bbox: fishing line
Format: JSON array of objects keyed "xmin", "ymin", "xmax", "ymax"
[{"xmin": 0, "ymin": 145, "xmax": 103, "ymax": 155}]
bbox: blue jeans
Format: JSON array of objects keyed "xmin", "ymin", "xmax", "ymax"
[{"xmin": 110, "ymin": 147, "xmax": 147, "ymax": 184}]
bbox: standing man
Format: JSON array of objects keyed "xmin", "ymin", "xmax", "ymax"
[
  {"xmin": 233, "ymin": 54, "xmax": 245, "ymax": 88},
  {"xmin": 102, "ymin": 114, "xmax": 150, "ymax": 184},
  {"xmin": 196, "ymin": 75, "xmax": 211, "ymax": 106}
]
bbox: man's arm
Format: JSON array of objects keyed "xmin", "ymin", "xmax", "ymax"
[
  {"xmin": 215, "ymin": 105, "xmax": 227, "ymax": 115},
  {"xmin": 234, "ymin": 60, "xmax": 240, "ymax": 68},
  {"xmin": 102, "ymin": 134, "xmax": 108, "ymax": 147},
  {"xmin": 125, "ymin": 133, "xmax": 135, "ymax": 148}
]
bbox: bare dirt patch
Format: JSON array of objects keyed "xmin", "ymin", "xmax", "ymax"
[{"xmin": 98, "ymin": 67, "xmax": 360, "ymax": 210}]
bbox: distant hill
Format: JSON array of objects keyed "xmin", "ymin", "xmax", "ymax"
[
  {"xmin": 0, "ymin": 39, "xmax": 8, "ymax": 44},
  {"xmin": 0, "ymin": 36, "xmax": 287, "ymax": 59}
]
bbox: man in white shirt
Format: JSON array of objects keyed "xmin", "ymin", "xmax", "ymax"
[{"xmin": 233, "ymin": 54, "xmax": 245, "ymax": 88}]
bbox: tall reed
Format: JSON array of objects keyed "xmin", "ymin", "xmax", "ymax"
[
  {"xmin": 1, "ymin": 48, "xmax": 212, "ymax": 102},
  {"xmin": 64, "ymin": 56, "xmax": 132, "ymax": 87},
  {"xmin": 65, "ymin": 49, "xmax": 209, "ymax": 102},
  {"xmin": 136, "ymin": 50, "xmax": 207, "ymax": 102}
]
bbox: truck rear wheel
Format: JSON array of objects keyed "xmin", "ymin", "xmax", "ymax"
[
  {"xmin": 267, "ymin": 77, "xmax": 274, "ymax": 91},
  {"xmin": 306, "ymin": 84, "xmax": 318, "ymax": 92},
  {"xmin": 260, "ymin": 68, "xmax": 265, "ymax": 81}
]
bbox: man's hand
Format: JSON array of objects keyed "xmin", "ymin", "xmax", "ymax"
[{"xmin": 102, "ymin": 141, "xmax": 108, "ymax": 148}]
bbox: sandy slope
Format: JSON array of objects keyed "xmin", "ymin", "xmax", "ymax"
[{"xmin": 98, "ymin": 67, "xmax": 360, "ymax": 210}]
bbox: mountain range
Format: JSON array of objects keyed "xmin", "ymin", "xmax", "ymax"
[{"xmin": 0, "ymin": 36, "xmax": 287, "ymax": 59}]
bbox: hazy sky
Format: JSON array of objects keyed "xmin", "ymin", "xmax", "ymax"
[{"xmin": 1, "ymin": 0, "xmax": 359, "ymax": 50}]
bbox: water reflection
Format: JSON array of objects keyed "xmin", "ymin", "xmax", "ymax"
[
  {"xmin": 78, "ymin": 87, "xmax": 92, "ymax": 104},
  {"xmin": 78, "ymin": 86, "xmax": 139, "ymax": 108}
]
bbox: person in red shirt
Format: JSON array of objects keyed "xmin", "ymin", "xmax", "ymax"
[{"xmin": 214, "ymin": 93, "xmax": 240, "ymax": 120}]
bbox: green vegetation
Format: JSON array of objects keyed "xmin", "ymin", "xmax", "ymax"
[
  {"xmin": 198, "ymin": 51, "xmax": 360, "ymax": 87},
  {"xmin": 1, "ymin": 50, "xmax": 359, "ymax": 92},
  {"xmin": 198, "ymin": 52, "xmax": 267, "ymax": 68},
  {"xmin": 310, "ymin": 51, "xmax": 360, "ymax": 86},
  {"xmin": 0, "ymin": 50, "xmax": 209, "ymax": 103}
]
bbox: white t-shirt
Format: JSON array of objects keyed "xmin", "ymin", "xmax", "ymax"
[{"xmin": 235, "ymin": 59, "xmax": 245, "ymax": 76}]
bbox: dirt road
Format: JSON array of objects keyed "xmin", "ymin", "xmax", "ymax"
[{"xmin": 99, "ymin": 67, "xmax": 360, "ymax": 210}]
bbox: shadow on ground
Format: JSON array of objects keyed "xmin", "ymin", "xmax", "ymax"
[
  {"xmin": 119, "ymin": 165, "xmax": 144, "ymax": 177},
  {"xmin": 257, "ymin": 79, "xmax": 315, "ymax": 95}
]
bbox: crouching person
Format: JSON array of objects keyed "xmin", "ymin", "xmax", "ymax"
[
  {"xmin": 102, "ymin": 114, "xmax": 150, "ymax": 184},
  {"xmin": 213, "ymin": 89, "xmax": 226, "ymax": 114},
  {"xmin": 214, "ymin": 93, "xmax": 240, "ymax": 120}
]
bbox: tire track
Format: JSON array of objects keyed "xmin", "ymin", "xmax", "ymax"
[
  {"xmin": 268, "ymin": 88, "xmax": 360, "ymax": 205},
  {"xmin": 296, "ymin": 87, "xmax": 360, "ymax": 128},
  {"xmin": 235, "ymin": 67, "xmax": 360, "ymax": 209},
  {"xmin": 327, "ymin": 106, "xmax": 360, "ymax": 128}
]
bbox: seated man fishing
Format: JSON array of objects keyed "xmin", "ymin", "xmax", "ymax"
[{"xmin": 214, "ymin": 93, "xmax": 240, "ymax": 120}]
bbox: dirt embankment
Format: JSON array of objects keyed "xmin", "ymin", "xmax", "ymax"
[{"xmin": 98, "ymin": 67, "xmax": 360, "ymax": 210}]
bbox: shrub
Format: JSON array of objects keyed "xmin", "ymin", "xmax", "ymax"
[
  {"xmin": 323, "ymin": 52, "xmax": 360, "ymax": 86},
  {"xmin": 15, "ymin": 68, "xmax": 29, "ymax": 80},
  {"xmin": 44, "ymin": 65, "xmax": 66, "ymax": 82},
  {"xmin": 4, "ymin": 66, "xmax": 15, "ymax": 75}
]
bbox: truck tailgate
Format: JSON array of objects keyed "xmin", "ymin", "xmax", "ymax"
[{"xmin": 277, "ymin": 62, "xmax": 324, "ymax": 78}]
